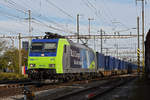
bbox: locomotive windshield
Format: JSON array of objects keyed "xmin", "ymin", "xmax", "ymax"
[
  {"xmin": 44, "ymin": 43, "xmax": 57, "ymax": 52},
  {"xmin": 31, "ymin": 43, "xmax": 43, "ymax": 52},
  {"xmin": 31, "ymin": 42, "xmax": 57, "ymax": 52}
]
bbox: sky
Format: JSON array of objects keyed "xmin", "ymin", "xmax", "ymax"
[
  {"xmin": 0, "ymin": 0, "xmax": 149, "ymax": 61},
  {"xmin": 0, "ymin": 0, "xmax": 149, "ymax": 35}
]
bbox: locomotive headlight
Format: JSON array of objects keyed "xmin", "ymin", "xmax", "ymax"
[
  {"xmin": 30, "ymin": 64, "xmax": 36, "ymax": 67},
  {"xmin": 49, "ymin": 64, "xmax": 55, "ymax": 67}
]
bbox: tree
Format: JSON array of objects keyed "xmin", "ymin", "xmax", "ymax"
[
  {"xmin": 0, "ymin": 40, "xmax": 8, "ymax": 72},
  {"xmin": 0, "ymin": 40, "xmax": 8, "ymax": 55},
  {"xmin": 2, "ymin": 48, "xmax": 19, "ymax": 73},
  {"xmin": 0, "ymin": 48, "xmax": 28, "ymax": 73},
  {"xmin": 0, "ymin": 39, "xmax": 28, "ymax": 73}
]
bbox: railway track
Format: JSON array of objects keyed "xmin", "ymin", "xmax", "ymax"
[
  {"xmin": 0, "ymin": 75, "xmax": 124, "ymax": 89},
  {"xmin": 0, "ymin": 74, "xmax": 136, "ymax": 99},
  {"xmin": 0, "ymin": 78, "xmax": 96, "ymax": 98},
  {"xmin": 0, "ymin": 75, "xmax": 101, "ymax": 88},
  {"xmin": 0, "ymin": 79, "xmax": 31, "ymax": 84},
  {"xmin": 51, "ymin": 76, "xmax": 135, "ymax": 100}
]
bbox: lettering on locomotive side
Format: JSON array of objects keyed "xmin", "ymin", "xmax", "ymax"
[
  {"xmin": 70, "ymin": 46, "xmax": 82, "ymax": 68},
  {"xmin": 71, "ymin": 50, "xmax": 80, "ymax": 59}
]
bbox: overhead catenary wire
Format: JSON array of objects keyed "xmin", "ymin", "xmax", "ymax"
[
  {"xmin": 82, "ymin": 0, "xmax": 114, "ymax": 29},
  {"xmin": 0, "ymin": 8, "xmax": 47, "ymax": 34},
  {"xmin": 100, "ymin": 0, "xmax": 120, "ymax": 31},
  {"xmin": 38, "ymin": 0, "xmax": 75, "ymax": 33},
  {"xmin": 86, "ymin": 0, "xmax": 97, "ymax": 11},
  {"xmin": 0, "ymin": 0, "xmax": 76, "ymax": 35},
  {"xmin": 86, "ymin": 0, "xmax": 113, "ymax": 26},
  {"xmin": 1, "ymin": 0, "xmax": 27, "ymax": 14},
  {"xmin": 0, "ymin": 9, "xmax": 30, "ymax": 31},
  {"xmin": 86, "ymin": 0, "xmax": 130, "ymax": 32},
  {"xmin": 0, "ymin": 10, "xmax": 24, "ymax": 20},
  {"xmin": 3, "ymin": 0, "xmax": 27, "ymax": 11},
  {"xmin": 102, "ymin": 0, "xmax": 114, "ymax": 21},
  {"xmin": 100, "ymin": 0, "xmax": 129, "ymax": 30},
  {"xmin": 33, "ymin": 18, "xmax": 76, "ymax": 34},
  {"xmin": 15, "ymin": 0, "xmax": 70, "ymax": 32},
  {"xmin": 26, "ymin": 0, "xmax": 75, "ymax": 34},
  {"xmin": 0, "ymin": 0, "xmax": 76, "ymax": 36},
  {"xmin": 45, "ymin": 0, "xmax": 75, "ymax": 20}
]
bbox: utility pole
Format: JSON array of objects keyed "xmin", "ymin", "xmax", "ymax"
[
  {"xmin": 136, "ymin": 0, "xmax": 145, "ymax": 74},
  {"xmin": 137, "ymin": 16, "xmax": 140, "ymax": 74},
  {"xmin": 28, "ymin": 9, "xmax": 32, "ymax": 46},
  {"xmin": 100, "ymin": 29, "xmax": 103, "ymax": 53},
  {"xmin": 142, "ymin": 0, "xmax": 145, "ymax": 74},
  {"xmin": 77, "ymin": 14, "xmax": 79, "ymax": 43},
  {"xmin": 88, "ymin": 18, "xmax": 94, "ymax": 36},
  {"xmin": 28, "ymin": 10, "xmax": 32, "ymax": 52},
  {"xmin": 28, "ymin": 10, "xmax": 31, "ymax": 36},
  {"xmin": 18, "ymin": 33, "xmax": 22, "ymax": 74}
]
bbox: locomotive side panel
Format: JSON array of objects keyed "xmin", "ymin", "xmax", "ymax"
[{"xmin": 63, "ymin": 43, "xmax": 97, "ymax": 73}]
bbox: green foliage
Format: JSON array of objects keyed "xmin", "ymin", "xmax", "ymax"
[
  {"xmin": 0, "ymin": 47, "xmax": 28, "ymax": 74},
  {"xmin": 0, "ymin": 41, "xmax": 28, "ymax": 73},
  {"xmin": 0, "ymin": 40, "xmax": 28, "ymax": 78},
  {"xmin": 2, "ymin": 48, "xmax": 19, "ymax": 73},
  {"xmin": 0, "ymin": 40, "xmax": 8, "ymax": 71},
  {"xmin": 0, "ymin": 40, "xmax": 8, "ymax": 53}
]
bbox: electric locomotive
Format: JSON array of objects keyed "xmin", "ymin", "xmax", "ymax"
[{"xmin": 27, "ymin": 32, "xmax": 97, "ymax": 80}]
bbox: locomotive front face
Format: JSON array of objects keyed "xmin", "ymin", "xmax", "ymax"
[
  {"xmin": 28, "ymin": 39, "xmax": 70, "ymax": 76},
  {"xmin": 28, "ymin": 39, "xmax": 58, "ymax": 70}
]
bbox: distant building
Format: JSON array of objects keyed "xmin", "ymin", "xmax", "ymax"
[{"xmin": 22, "ymin": 41, "xmax": 29, "ymax": 51}]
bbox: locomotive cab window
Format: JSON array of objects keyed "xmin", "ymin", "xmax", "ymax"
[
  {"xmin": 44, "ymin": 43, "xmax": 57, "ymax": 52},
  {"xmin": 31, "ymin": 42, "xmax": 43, "ymax": 52}
]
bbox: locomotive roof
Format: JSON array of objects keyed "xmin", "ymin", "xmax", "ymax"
[{"xmin": 68, "ymin": 39, "xmax": 94, "ymax": 51}]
